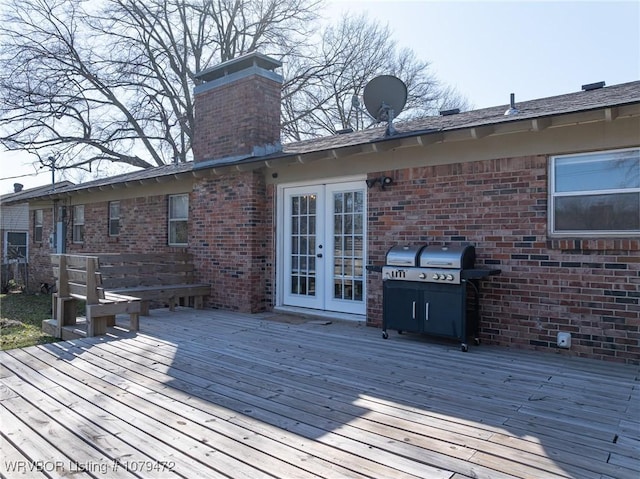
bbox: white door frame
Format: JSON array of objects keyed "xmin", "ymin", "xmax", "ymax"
[{"xmin": 276, "ymin": 176, "xmax": 367, "ymax": 316}]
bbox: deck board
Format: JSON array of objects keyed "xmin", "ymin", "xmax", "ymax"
[{"xmin": 1, "ymin": 308, "xmax": 638, "ymax": 479}]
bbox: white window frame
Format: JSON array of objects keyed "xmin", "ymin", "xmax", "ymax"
[
  {"xmin": 549, "ymin": 147, "xmax": 640, "ymax": 237},
  {"xmin": 168, "ymin": 194, "xmax": 189, "ymax": 246},
  {"xmin": 72, "ymin": 205, "xmax": 85, "ymax": 243},
  {"xmin": 34, "ymin": 209, "xmax": 43, "ymax": 243},
  {"xmin": 4, "ymin": 231, "xmax": 28, "ymax": 263},
  {"xmin": 109, "ymin": 201, "xmax": 120, "ymax": 236}
]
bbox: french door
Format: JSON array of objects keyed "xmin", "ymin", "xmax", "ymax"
[{"xmin": 282, "ymin": 181, "xmax": 366, "ymax": 315}]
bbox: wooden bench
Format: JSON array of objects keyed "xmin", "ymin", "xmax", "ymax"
[
  {"xmin": 89, "ymin": 253, "xmax": 211, "ymax": 316},
  {"xmin": 50, "ymin": 254, "xmax": 141, "ymax": 337}
]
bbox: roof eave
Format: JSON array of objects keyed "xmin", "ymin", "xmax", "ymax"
[{"xmin": 229, "ymin": 101, "xmax": 640, "ymax": 170}]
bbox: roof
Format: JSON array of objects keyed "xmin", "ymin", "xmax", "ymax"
[
  {"xmin": 280, "ymin": 79, "xmax": 640, "ymax": 156},
  {"xmin": 0, "ymin": 181, "xmax": 74, "ymax": 205},
  {"xmin": 0, "ymin": 163, "xmax": 196, "ymax": 206},
  {"xmin": 8, "ymin": 80, "xmax": 640, "ymax": 204}
]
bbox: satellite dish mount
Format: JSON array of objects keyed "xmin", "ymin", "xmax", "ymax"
[{"xmin": 362, "ymin": 75, "xmax": 407, "ymax": 137}]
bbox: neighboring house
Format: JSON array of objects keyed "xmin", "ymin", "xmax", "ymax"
[
  {"xmin": 0, "ymin": 181, "xmax": 73, "ymax": 290},
  {"xmin": 6, "ymin": 53, "xmax": 638, "ymax": 363}
]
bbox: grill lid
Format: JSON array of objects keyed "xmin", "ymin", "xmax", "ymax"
[
  {"xmin": 419, "ymin": 244, "xmax": 476, "ymax": 270},
  {"xmin": 385, "ymin": 244, "xmax": 426, "ymax": 267}
]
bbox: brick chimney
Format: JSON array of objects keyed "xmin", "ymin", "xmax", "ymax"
[{"xmin": 192, "ymin": 52, "xmax": 282, "ymax": 167}]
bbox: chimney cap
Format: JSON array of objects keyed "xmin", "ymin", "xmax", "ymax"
[{"xmin": 195, "ymin": 52, "xmax": 282, "ymax": 83}]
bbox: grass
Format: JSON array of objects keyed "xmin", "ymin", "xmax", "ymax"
[{"xmin": 0, "ymin": 292, "xmax": 59, "ymax": 350}]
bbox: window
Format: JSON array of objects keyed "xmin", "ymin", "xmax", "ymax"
[
  {"xmin": 73, "ymin": 205, "xmax": 85, "ymax": 243},
  {"xmin": 550, "ymin": 148, "xmax": 640, "ymax": 235},
  {"xmin": 34, "ymin": 209, "xmax": 43, "ymax": 242},
  {"xmin": 4, "ymin": 232, "xmax": 27, "ymax": 262},
  {"xmin": 109, "ymin": 201, "xmax": 120, "ymax": 236},
  {"xmin": 168, "ymin": 194, "xmax": 188, "ymax": 245}
]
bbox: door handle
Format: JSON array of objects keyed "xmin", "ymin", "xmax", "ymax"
[
  {"xmin": 317, "ymin": 253, "xmax": 323, "ymax": 258},
  {"xmin": 425, "ymin": 303, "xmax": 429, "ymax": 321},
  {"xmin": 412, "ymin": 301, "xmax": 416, "ymax": 319}
]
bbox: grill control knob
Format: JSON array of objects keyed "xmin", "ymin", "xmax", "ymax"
[
  {"xmin": 432, "ymin": 274, "xmax": 439, "ymax": 280},
  {"xmin": 446, "ymin": 274, "xmax": 454, "ymax": 281},
  {"xmin": 418, "ymin": 273, "xmax": 426, "ymax": 279},
  {"xmin": 439, "ymin": 274, "xmax": 446, "ymax": 280}
]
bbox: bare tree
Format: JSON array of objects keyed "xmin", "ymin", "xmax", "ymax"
[
  {"xmin": 0, "ymin": 0, "xmax": 320, "ymax": 172},
  {"xmin": 281, "ymin": 14, "xmax": 471, "ymax": 140},
  {"xmin": 0, "ymin": 0, "xmax": 468, "ymax": 175}
]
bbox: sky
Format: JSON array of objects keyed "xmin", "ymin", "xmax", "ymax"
[{"xmin": 1, "ymin": 0, "xmax": 638, "ymax": 195}]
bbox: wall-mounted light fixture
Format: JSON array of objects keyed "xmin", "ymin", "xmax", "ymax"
[{"xmin": 366, "ymin": 176, "xmax": 393, "ymax": 190}]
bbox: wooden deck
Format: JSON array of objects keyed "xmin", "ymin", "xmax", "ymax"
[{"xmin": 1, "ymin": 309, "xmax": 638, "ymax": 479}]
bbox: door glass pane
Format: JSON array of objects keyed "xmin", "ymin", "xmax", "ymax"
[
  {"xmin": 334, "ymin": 215, "xmax": 342, "ymax": 234},
  {"xmin": 334, "ymin": 282, "xmax": 343, "ymax": 299},
  {"xmin": 334, "ymin": 194, "xmax": 343, "ymax": 213},
  {"xmin": 334, "ymin": 257, "xmax": 343, "ymax": 275},
  {"xmin": 345, "ymin": 236, "xmax": 353, "ymax": 253},
  {"xmin": 344, "ymin": 215, "xmax": 353, "ymax": 234},
  {"xmin": 289, "ymin": 194, "xmax": 316, "ymax": 297},
  {"xmin": 354, "ymin": 214, "xmax": 363, "ymax": 234},
  {"xmin": 354, "ymin": 191, "xmax": 364, "ymax": 212},
  {"xmin": 354, "ymin": 280, "xmax": 363, "ymax": 301},
  {"xmin": 345, "ymin": 192, "xmax": 353, "ymax": 213}
]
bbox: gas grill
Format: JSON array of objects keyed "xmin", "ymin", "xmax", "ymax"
[
  {"xmin": 383, "ymin": 244, "xmax": 476, "ymax": 284},
  {"xmin": 381, "ymin": 243, "xmax": 498, "ymax": 351}
]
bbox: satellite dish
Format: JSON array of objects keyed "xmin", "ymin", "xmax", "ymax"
[{"xmin": 363, "ymin": 75, "xmax": 407, "ymax": 136}]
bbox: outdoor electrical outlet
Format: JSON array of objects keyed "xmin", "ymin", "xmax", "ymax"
[{"xmin": 557, "ymin": 332, "xmax": 571, "ymax": 349}]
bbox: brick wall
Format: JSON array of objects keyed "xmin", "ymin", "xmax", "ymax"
[
  {"xmin": 367, "ymin": 155, "xmax": 640, "ymax": 364},
  {"xmin": 67, "ymin": 195, "xmax": 186, "ymax": 255},
  {"xmin": 190, "ymin": 171, "xmax": 271, "ymax": 312},
  {"xmin": 29, "ymin": 208, "xmax": 57, "ymax": 290},
  {"xmin": 28, "ymin": 194, "xmax": 191, "ymax": 290},
  {"xmin": 28, "ymin": 174, "xmax": 274, "ymax": 313}
]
